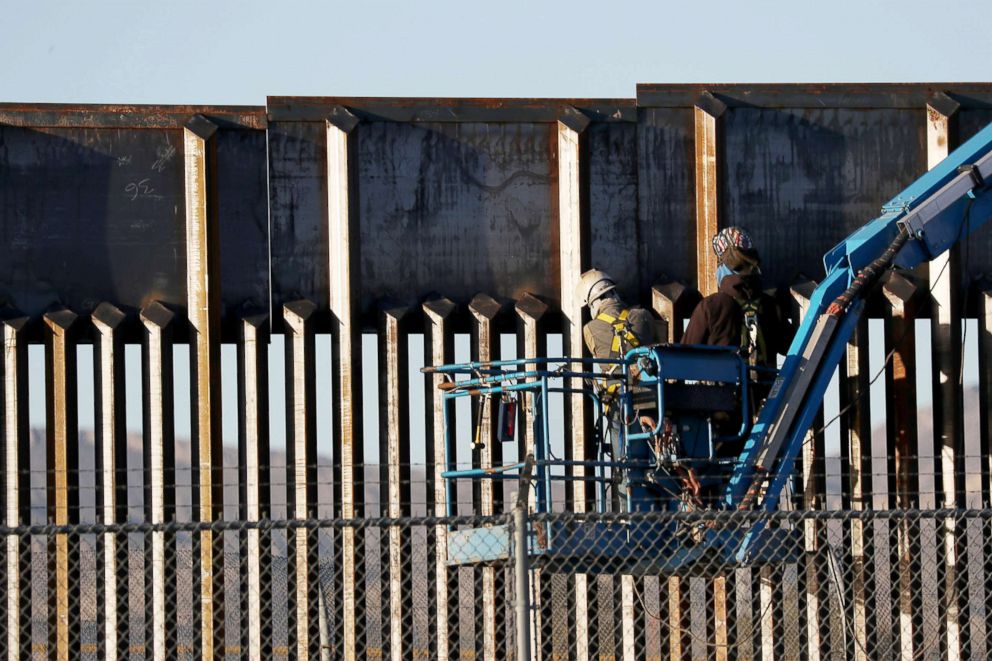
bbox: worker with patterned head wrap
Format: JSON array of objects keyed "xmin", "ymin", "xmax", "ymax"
[
  {"xmin": 683, "ymin": 226, "xmax": 794, "ymax": 454},
  {"xmin": 683, "ymin": 226, "xmax": 793, "ymax": 368}
]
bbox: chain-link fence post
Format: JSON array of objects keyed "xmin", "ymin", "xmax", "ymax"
[{"xmin": 513, "ymin": 455, "xmax": 535, "ymax": 661}]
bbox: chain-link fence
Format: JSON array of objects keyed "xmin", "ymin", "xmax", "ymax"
[
  {"xmin": 527, "ymin": 508, "xmax": 992, "ymax": 660},
  {"xmin": 1, "ymin": 507, "xmax": 991, "ymax": 659}
]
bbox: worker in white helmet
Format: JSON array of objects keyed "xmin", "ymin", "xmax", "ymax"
[
  {"xmin": 575, "ymin": 269, "xmax": 656, "ymax": 361},
  {"xmin": 575, "ymin": 269, "xmax": 658, "ymax": 509}
]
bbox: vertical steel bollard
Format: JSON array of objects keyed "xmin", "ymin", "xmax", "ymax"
[
  {"xmin": 557, "ymin": 106, "xmax": 593, "ymax": 661},
  {"xmin": 514, "ymin": 505, "xmax": 532, "ymax": 661},
  {"xmin": 184, "ymin": 113, "xmax": 225, "ymax": 657},
  {"xmin": 925, "ymin": 94, "xmax": 963, "ymax": 661},
  {"xmin": 514, "ymin": 455, "xmax": 535, "ymax": 661}
]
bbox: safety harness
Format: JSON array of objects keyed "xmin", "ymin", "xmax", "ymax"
[
  {"xmin": 595, "ymin": 309, "xmax": 642, "ymax": 356},
  {"xmin": 594, "ymin": 309, "xmax": 643, "ymax": 404},
  {"xmin": 736, "ymin": 296, "xmax": 767, "ymax": 367}
]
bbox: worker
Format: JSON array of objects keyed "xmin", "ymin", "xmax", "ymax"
[
  {"xmin": 682, "ymin": 226, "xmax": 792, "ymax": 367},
  {"xmin": 577, "ymin": 269, "xmax": 656, "ymax": 362},
  {"xmin": 682, "ymin": 226, "xmax": 794, "ymax": 455},
  {"xmin": 576, "ymin": 269, "xmax": 657, "ymax": 509}
]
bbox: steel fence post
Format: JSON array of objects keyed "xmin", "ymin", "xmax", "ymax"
[
  {"xmin": 514, "ymin": 504, "xmax": 532, "ymax": 661},
  {"xmin": 513, "ymin": 455, "xmax": 535, "ymax": 661}
]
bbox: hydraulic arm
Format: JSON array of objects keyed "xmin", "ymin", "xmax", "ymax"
[{"xmin": 727, "ymin": 120, "xmax": 992, "ymax": 510}]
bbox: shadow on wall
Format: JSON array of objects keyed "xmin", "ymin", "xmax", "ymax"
[{"xmin": 0, "ymin": 125, "xmax": 186, "ymax": 318}]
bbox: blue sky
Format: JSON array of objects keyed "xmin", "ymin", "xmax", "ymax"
[{"xmin": 2, "ymin": 0, "xmax": 990, "ymax": 105}]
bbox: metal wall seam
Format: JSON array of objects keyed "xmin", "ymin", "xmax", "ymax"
[
  {"xmin": 423, "ymin": 296, "xmax": 456, "ymax": 661},
  {"xmin": 926, "ymin": 95, "xmax": 963, "ymax": 661},
  {"xmin": 184, "ymin": 113, "xmax": 226, "ymax": 657},
  {"xmin": 43, "ymin": 309, "xmax": 81, "ymax": 661},
  {"xmin": 140, "ymin": 302, "xmax": 177, "ymax": 660},
  {"xmin": 468, "ymin": 294, "xmax": 502, "ymax": 661},
  {"xmin": 327, "ymin": 105, "xmax": 364, "ymax": 660},
  {"xmin": 92, "ymin": 303, "xmax": 128, "ymax": 661},
  {"xmin": 284, "ymin": 300, "xmax": 319, "ymax": 658},
  {"xmin": 379, "ymin": 303, "xmax": 411, "ymax": 661},
  {"xmin": 882, "ymin": 272, "xmax": 920, "ymax": 658},
  {"xmin": 3, "ymin": 316, "xmax": 29, "ymax": 659},
  {"xmin": 693, "ymin": 92, "xmax": 726, "ymax": 296},
  {"xmin": 237, "ymin": 314, "xmax": 270, "ymax": 661}
]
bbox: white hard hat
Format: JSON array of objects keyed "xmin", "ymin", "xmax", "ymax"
[{"xmin": 575, "ymin": 269, "xmax": 617, "ymax": 308}]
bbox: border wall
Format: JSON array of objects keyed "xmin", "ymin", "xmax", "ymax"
[{"xmin": 1, "ymin": 85, "xmax": 992, "ymax": 659}]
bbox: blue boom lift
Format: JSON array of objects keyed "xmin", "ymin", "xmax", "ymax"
[{"xmin": 425, "ymin": 120, "xmax": 992, "ymax": 572}]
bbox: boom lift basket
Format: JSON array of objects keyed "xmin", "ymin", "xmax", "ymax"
[{"xmin": 425, "ymin": 344, "xmax": 801, "ymax": 573}]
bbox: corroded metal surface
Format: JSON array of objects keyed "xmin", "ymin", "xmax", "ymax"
[
  {"xmin": 357, "ymin": 121, "xmax": 556, "ymax": 312},
  {"xmin": 722, "ymin": 107, "xmax": 925, "ymax": 288},
  {"xmin": 693, "ymin": 93, "xmax": 726, "ymax": 296},
  {"xmin": 4, "ymin": 86, "xmax": 992, "ymax": 327},
  {"xmin": 637, "ymin": 107, "xmax": 696, "ymax": 293}
]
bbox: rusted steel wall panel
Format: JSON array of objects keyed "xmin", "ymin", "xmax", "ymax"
[
  {"xmin": 267, "ymin": 120, "xmax": 328, "ymax": 320},
  {"xmin": 637, "ymin": 108, "xmax": 695, "ymax": 291},
  {"xmin": 0, "ymin": 122, "xmax": 266, "ymax": 333},
  {"xmin": 588, "ymin": 121, "xmax": 638, "ymax": 300},
  {"xmin": 357, "ymin": 121, "xmax": 557, "ymax": 313},
  {"xmin": 720, "ymin": 108, "xmax": 925, "ymax": 289},
  {"xmin": 0, "ymin": 126, "xmax": 186, "ymax": 317},
  {"xmin": 636, "ymin": 83, "xmax": 992, "ymax": 109},
  {"xmin": 215, "ymin": 128, "xmax": 270, "ymax": 329}
]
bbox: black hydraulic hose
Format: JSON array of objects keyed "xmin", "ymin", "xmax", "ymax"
[{"xmin": 826, "ymin": 228, "xmax": 910, "ymax": 316}]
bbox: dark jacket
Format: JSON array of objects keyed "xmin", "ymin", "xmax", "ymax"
[{"xmin": 682, "ymin": 274, "xmax": 793, "ymax": 367}]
